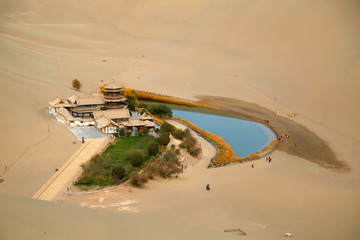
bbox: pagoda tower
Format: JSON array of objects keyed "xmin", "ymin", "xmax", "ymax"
[{"xmin": 102, "ymin": 81, "xmax": 126, "ymax": 109}]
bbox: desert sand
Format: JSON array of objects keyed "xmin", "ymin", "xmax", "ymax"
[{"xmin": 0, "ymin": 0, "xmax": 359, "ymax": 239}]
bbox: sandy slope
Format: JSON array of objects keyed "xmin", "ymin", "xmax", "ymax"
[
  {"xmin": 0, "ymin": 0, "xmax": 359, "ymax": 239},
  {"xmin": 0, "ymin": 193, "xmax": 244, "ymax": 240}
]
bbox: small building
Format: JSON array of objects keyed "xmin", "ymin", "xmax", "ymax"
[{"xmin": 95, "ymin": 116, "xmax": 120, "ymax": 134}]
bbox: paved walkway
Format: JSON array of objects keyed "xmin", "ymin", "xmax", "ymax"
[
  {"xmin": 69, "ymin": 126, "xmax": 107, "ymax": 139},
  {"xmin": 32, "ymin": 138, "xmax": 111, "ymax": 202}
]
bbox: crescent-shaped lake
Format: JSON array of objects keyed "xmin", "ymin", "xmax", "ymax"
[{"xmin": 172, "ymin": 109, "xmax": 276, "ymax": 158}]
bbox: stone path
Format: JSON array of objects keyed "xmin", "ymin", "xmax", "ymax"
[
  {"xmin": 32, "ymin": 138, "xmax": 110, "ymax": 202},
  {"xmin": 69, "ymin": 126, "xmax": 107, "ymax": 139}
]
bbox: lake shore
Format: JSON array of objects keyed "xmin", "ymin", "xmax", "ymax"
[
  {"xmin": 60, "ymin": 102, "xmax": 360, "ymax": 239},
  {"xmin": 196, "ymin": 96, "xmax": 349, "ymax": 171}
]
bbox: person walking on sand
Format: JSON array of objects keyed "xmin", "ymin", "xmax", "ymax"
[
  {"xmin": 252, "ymin": 164, "xmax": 254, "ymax": 168},
  {"xmin": 206, "ymin": 184, "xmax": 210, "ymax": 191}
]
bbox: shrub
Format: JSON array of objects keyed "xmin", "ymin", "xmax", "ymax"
[
  {"xmin": 163, "ymin": 150, "xmax": 178, "ymax": 162},
  {"xmin": 112, "ymin": 165, "xmax": 126, "ymax": 181},
  {"xmin": 143, "ymin": 127, "xmax": 149, "ymax": 135},
  {"xmin": 158, "ymin": 132, "xmax": 170, "ymax": 146},
  {"xmin": 126, "ymin": 131, "xmax": 132, "ymax": 137},
  {"xmin": 95, "ymin": 175, "xmax": 106, "ymax": 186},
  {"xmin": 127, "ymin": 150, "xmax": 143, "ymax": 167},
  {"xmin": 171, "ymin": 144, "xmax": 175, "ymax": 151},
  {"xmin": 130, "ymin": 172, "xmax": 149, "ymax": 187},
  {"xmin": 148, "ymin": 142, "xmax": 159, "ymax": 156},
  {"xmin": 119, "ymin": 128, "xmax": 126, "ymax": 137},
  {"xmin": 181, "ymin": 128, "xmax": 201, "ymax": 157},
  {"xmin": 114, "ymin": 133, "xmax": 119, "ymax": 138},
  {"xmin": 72, "ymin": 78, "xmax": 81, "ymax": 90},
  {"xmin": 172, "ymin": 129, "xmax": 185, "ymax": 139},
  {"xmin": 155, "ymin": 128, "xmax": 160, "ymax": 133},
  {"xmin": 160, "ymin": 122, "xmax": 173, "ymax": 133},
  {"xmin": 175, "ymin": 149, "xmax": 180, "ymax": 155},
  {"xmin": 137, "ymin": 130, "xmax": 143, "ymax": 136},
  {"xmin": 77, "ymin": 172, "xmax": 92, "ymax": 184},
  {"xmin": 189, "ymin": 147, "xmax": 202, "ymax": 157},
  {"xmin": 153, "ymin": 158, "xmax": 180, "ymax": 178}
]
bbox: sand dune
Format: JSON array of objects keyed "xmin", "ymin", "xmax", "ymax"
[{"xmin": 0, "ymin": 0, "xmax": 359, "ymax": 239}]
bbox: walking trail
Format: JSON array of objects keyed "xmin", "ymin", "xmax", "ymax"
[{"xmin": 32, "ymin": 137, "xmax": 110, "ymax": 202}]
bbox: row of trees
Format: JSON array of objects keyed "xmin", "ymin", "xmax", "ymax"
[
  {"xmin": 138, "ymin": 102, "xmax": 172, "ymax": 118},
  {"xmin": 115, "ymin": 127, "xmax": 153, "ymax": 138}
]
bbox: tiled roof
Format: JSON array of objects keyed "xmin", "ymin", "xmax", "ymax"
[
  {"xmin": 104, "ymin": 81, "xmax": 122, "ymax": 90},
  {"xmin": 95, "ymin": 116, "xmax": 118, "ymax": 128},
  {"xmin": 49, "ymin": 97, "xmax": 72, "ymax": 108},
  {"xmin": 76, "ymin": 96, "xmax": 105, "ymax": 105},
  {"xmin": 93, "ymin": 108, "xmax": 130, "ymax": 120}
]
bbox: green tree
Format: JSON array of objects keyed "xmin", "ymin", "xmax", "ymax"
[
  {"xmin": 72, "ymin": 78, "xmax": 81, "ymax": 90},
  {"xmin": 158, "ymin": 132, "xmax": 170, "ymax": 146},
  {"xmin": 127, "ymin": 102, "xmax": 135, "ymax": 112},
  {"xmin": 112, "ymin": 165, "xmax": 126, "ymax": 181},
  {"xmin": 126, "ymin": 131, "xmax": 132, "ymax": 137},
  {"xmin": 143, "ymin": 127, "xmax": 149, "ymax": 135},
  {"xmin": 148, "ymin": 142, "xmax": 159, "ymax": 156},
  {"xmin": 147, "ymin": 104, "xmax": 172, "ymax": 117},
  {"xmin": 160, "ymin": 122, "xmax": 174, "ymax": 133},
  {"xmin": 127, "ymin": 150, "xmax": 143, "ymax": 167},
  {"xmin": 119, "ymin": 128, "xmax": 126, "ymax": 137}
]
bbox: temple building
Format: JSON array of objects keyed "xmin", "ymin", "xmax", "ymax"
[
  {"xmin": 102, "ymin": 82, "xmax": 127, "ymax": 109},
  {"xmin": 48, "ymin": 81, "xmax": 159, "ymax": 135}
]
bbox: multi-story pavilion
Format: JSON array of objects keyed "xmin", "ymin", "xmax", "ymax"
[{"xmin": 102, "ymin": 81, "xmax": 127, "ymax": 109}]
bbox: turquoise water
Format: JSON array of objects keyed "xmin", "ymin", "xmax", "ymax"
[{"xmin": 172, "ymin": 110, "xmax": 276, "ymax": 158}]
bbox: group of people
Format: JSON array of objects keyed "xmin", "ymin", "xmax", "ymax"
[
  {"xmin": 266, "ymin": 157, "xmax": 272, "ymax": 163},
  {"xmin": 279, "ymin": 134, "xmax": 290, "ymax": 143}
]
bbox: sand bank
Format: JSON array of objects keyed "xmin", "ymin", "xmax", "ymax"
[
  {"xmin": 0, "ymin": 193, "xmax": 243, "ymax": 240},
  {"xmin": 0, "ymin": 0, "xmax": 359, "ymax": 239},
  {"xmin": 61, "ymin": 118, "xmax": 360, "ymax": 240}
]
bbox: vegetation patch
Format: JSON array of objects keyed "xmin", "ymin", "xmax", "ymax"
[{"xmin": 76, "ymin": 136, "xmax": 156, "ymax": 188}]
